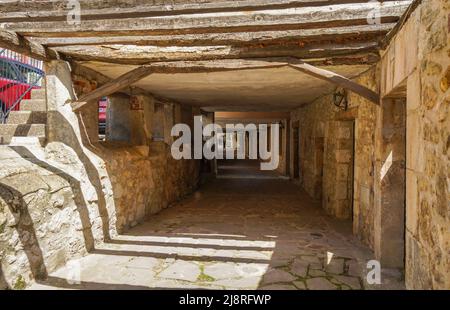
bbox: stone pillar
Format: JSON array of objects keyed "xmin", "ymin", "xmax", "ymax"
[
  {"xmin": 163, "ymin": 103, "xmax": 174, "ymax": 145},
  {"xmin": 322, "ymin": 120, "xmax": 354, "ymax": 219},
  {"xmin": 174, "ymin": 103, "xmax": 182, "ymax": 124},
  {"xmin": 142, "ymin": 94, "xmax": 155, "ymax": 143},
  {"xmin": 45, "ymin": 60, "xmax": 88, "ymax": 148},
  {"xmin": 129, "ymin": 95, "xmax": 147, "ymax": 146},
  {"xmin": 290, "ymin": 120, "xmax": 300, "ymax": 179},
  {"xmin": 105, "ymin": 93, "xmax": 131, "ymax": 143},
  {"xmin": 44, "ymin": 60, "xmax": 115, "ymax": 246},
  {"xmin": 374, "ymin": 98, "xmax": 406, "ymax": 268},
  {"xmin": 152, "ymin": 103, "xmax": 165, "ymax": 141},
  {"xmin": 285, "ymin": 119, "xmax": 290, "ymax": 176}
]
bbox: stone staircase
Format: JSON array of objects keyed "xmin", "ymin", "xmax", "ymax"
[{"xmin": 0, "ymin": 88, "xmax": 47, "ymax": 145}]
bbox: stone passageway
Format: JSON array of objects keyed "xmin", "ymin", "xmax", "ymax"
[{"xmin": 30, "ymin": 162, "xmax": 403, "ymax": 290}]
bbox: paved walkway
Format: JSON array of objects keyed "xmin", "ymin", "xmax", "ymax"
[
  {"xmin": 30, "ymin": 172, "xmax": 403, "ymax": 290},
  {"xmin": 217, "ymin": 159, "xmax": 288, "ymax": 179}
]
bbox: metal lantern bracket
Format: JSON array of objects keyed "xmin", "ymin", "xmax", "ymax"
[{"xmin": 333, "ymin": 88, "xmax": 348, "ymax": 111}]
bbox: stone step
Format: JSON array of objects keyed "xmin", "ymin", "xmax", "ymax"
[
  {"xmin": 7, "ymin": 111, "xmax": 47, "ymax": 124},
  {"xmin": 19, "ymin": 99, "xmax": 46, "ymax": 112},
  {"xmin": 30, "ymin": 88, "xmax": 46, "ymax": 100},
  {"xmin": 0, "ymin": 124, "xmax": 46, "ymax": 145},
  {"xmin": 9, "ymin": 136, "xmax": 46, "ymax": 146}
]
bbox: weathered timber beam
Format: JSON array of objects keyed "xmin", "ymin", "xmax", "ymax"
[
  {"xmin": 182, "ymin": 57, "xmax": 379, "ymax": 103},
  {"xmin": 71, "ymin": 66, "xmax": 155, "ymax": 111},
  {"xmin": 70, "ymin": 61, "xmax": 182, "ymax": 105},
  {"xmin": 77, "ymin": 52, "xmax": 380, "ymax": 69},
  {"xmin": 0, "ymin": 30, "xmax": 58, "ymax": 60},
  {"xmin": 305, "ymin": 53, "xmax": 379, "ymax": 66},
  {"xmin": 4, "ymin": 2, "xmax": 409, "ymax": 37},
  {"xmin": 56, "ymin": 41, "xmax": 379, "ymax": 65},
  {"xmin": 287, "ymin": 61, "xmax": 380, "ymax": 104},
  {"xmin": 30, "ymin": 24, "xmax": 394, "ymax": 47},
  {"xmin": 0, "ymin": 0, "xmax": 411, "ymax": 22},
  {"xmin": 380, "ymin": 0, "xmax": 422, "ymax": 48}
]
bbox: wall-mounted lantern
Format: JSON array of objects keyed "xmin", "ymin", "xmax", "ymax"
[{"xmin": 333, "ymin": 88, "xmax": 348, "ymax": 111}]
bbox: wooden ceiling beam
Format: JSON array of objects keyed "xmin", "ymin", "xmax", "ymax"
[
  {"xmin": 288, "ymin": 61, "xmax": 379, "ymax": 103},
  {"xmin": 71, "ymin": 65, "xmax": 155, "ymax": 111},
  {"xmin": 0, "ymin": 30, "xmax": 58, "ymax": 60},
  {"xmin": 4, "ymin": 2, "xmax": 409, "ymax": 37},
  {"xmin": 29, "ymin": 24, "xmax": 394, "ymax": 47},
  {"xmin": 56, "ymin": 41, "xmax": 379, "ymax": 65},
  {"xmin": 0, "ymin": 0, "xmax": 410, "ymax": 22}
]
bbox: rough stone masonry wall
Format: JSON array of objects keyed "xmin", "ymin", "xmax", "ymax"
[
  {"xmin": 291, "ymin": 0, "xmax": 449, "ymax": 289},
  {"xmin": 290, "ymin": 66, "xmax": 378, "ymax": 231},
  {"xmin": 0, "ymin": 61, "xmax": 200, "ymax": 289},
  {"xmin": 395, "ymin": 0, "xmax": 448, "ymax": 289}
]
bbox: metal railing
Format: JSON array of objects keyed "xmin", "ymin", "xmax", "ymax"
[{"xmin": 0, "ymin": 49, "xmax": 45, "ymax": 123}]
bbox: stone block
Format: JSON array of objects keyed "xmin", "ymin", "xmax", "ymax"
[
  {"xmin": 335, "ymin": 150, "xmax": 352, "ymax": 163},
  {"xmin": 7, "ymin": 111, "xmax": 47, "ymax": 124},
  {"xmin": 336, "ymin": 164, "xmax": 349, "ymax": 181},
  {"xmin": 404, "ymin": 12, "xmax": 419, "ymax": 75},
  {"xmin": 262, "ymin": 269, "xmax": 296, "ymax": 284},
  {"xmin": 407, "ymin": 70, "xmax": 421, "ymax": 112},
  {"xmin": 337, "ymin": 139, "xmax": 352, "ymax": 150},
  {"xmin": 19, "ymin": 99, "xmax": 47, "ymax": 112},
  {"xmin": 405, "ymin": 169, "xmax": 418, "ymax": 235},
  {"xmin": 337, "ymin": 127, "xmax": 351, "ymax": 139},
  {"xmin": 335, "ymin": 182, "xmax": 348, "ymax": 200},
  {"xmin": 306, "ymin": 277, "xmax": 337, "ymax": 290},
  {"xmin": 0, "ymin": 124, "xmax": 46, "ymax": 144},
  {"xmin": 30, "ymin": 88, "xmax": 46, "ymax": 100},
  {"xmin": 335, "ymin": 275, "xmax": 362, "ymax": 289},
  {"xmin": 405, "ymin": 233, "xmax": 432, "ymax": 289},
  {"xmin": 393, "ymin": 27, "xmax": 407, "ymax": 88},
  {"xmin": 335, "ymin": 200, "xmax": 351, "ymax": 219},
  {"xmin": 406, "ymin": 112, "xmax": 425, "ymax": 173},
  {"xmin": 158, "ymin": 260, "xmax": 200, "ymax": 282},
  {"xmin": 290, "ymin": 260, "xmax": 308, "ymax": 277},
  {"xmin": 360, "ymin": 186, "xmax": 371, "ymax": 208}
]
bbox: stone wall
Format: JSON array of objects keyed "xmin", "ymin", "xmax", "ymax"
[
  {"xmin": 348, "ymin": 68, "xmax": 379, "ymax": 249},
  {"xmin": 290, "ymin": 80, "xmax": 373, "ymax": 222},
  {"xmin": 0, "ymin": 61, "xmax": 200, "ymax": 289},
  {"xmin": 393, "ymin": 0, "xmax": 448, "ymax": 289},
  {"xmin": 275, "ymin": 119, "xmax": 289, "ymax": 176},
  {"xmin": 290, "ymin": 0, "xmax": 449, "ymax": 289}
]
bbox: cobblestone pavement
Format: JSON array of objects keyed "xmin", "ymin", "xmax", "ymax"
[{"xmin": 29, "ymin": 176, "xmax": 404, "ymax": 290}]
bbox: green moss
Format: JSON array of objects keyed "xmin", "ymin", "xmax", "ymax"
[
  {"xmin": 13, "ymin": 275, "xmax": 26, "ymax": 290},
  {"xmin": 197, "ymin": 265, "xmax": 215, "ymax": 282}
]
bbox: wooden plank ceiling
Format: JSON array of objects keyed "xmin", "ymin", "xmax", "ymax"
[
  {"xmin": 0, "ymin": 0, "xmax": 413, "ymax": 111},
  {"xmin": 0, "ymin": 0, "xmax": 412, "ymax": 65}
]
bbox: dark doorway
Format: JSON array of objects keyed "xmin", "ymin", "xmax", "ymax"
[
  {"xmin": 350, "ymin": 120, "xmax": 355, "ymax": 224},
  {"xmin": 378, "ymin": 97, "xmax": 406, "ymax": 269},
  {"xmin": 314, "ymin": 137, "xmax": 324, "ymax": 200},
  {"xmin": 292, "ymin": 122, "xmax": 299, "ymax": 179}
]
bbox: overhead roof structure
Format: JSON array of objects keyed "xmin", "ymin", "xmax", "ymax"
[{"xmin": 0, "ymin": 0, "xmax": 415, "ymax": 111}]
